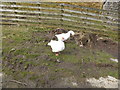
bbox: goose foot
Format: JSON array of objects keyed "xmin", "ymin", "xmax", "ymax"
[{"xmin": 55, "ymin": 52, "xmax": 59, "ymax": 56}]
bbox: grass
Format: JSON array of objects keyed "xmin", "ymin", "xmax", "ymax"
[
  {"xmin": 2, "ymin": 25, "xmax": 118, "ymax": 88},
  {"xmin": 2, "ymin": 2, "xmax": 118, "ymax": 41}
]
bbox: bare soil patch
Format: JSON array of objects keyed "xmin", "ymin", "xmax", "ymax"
[{"xmin": 2, "ymin": 27, "xmax": 118, "ymax": 88}]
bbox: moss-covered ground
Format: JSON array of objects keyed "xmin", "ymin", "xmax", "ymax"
[{"xmin": 2, "ymin": 25, "xmax": 118, "ymax": 88}]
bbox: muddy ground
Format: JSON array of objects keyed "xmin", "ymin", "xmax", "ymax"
[{"xmin": 2, "ymin": 26, "xmax": 118, "ymax": 88}]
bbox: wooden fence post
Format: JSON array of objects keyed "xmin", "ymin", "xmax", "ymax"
[
  {"xmin": 38, "ymin": 2, "xmax": 41, "ymax": 26},
  {"xmin": 60, "ymin": 3, "xmax": 64, "ymax": 28}
]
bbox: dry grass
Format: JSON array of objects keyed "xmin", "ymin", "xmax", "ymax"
[
  {"xmin": 63, "ymin": 2, "xmax": 103, "ymax": 9},
  {"xmin": 2, "ymin": 0, "xmax": 104, "ymax": 9}
]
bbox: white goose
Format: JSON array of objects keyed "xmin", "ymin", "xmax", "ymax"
[
  {"xmin": 55, "ymin": 30, "xmax": 75, "ymax": 41},
  {"xmin": 48, "ymin": 39, "xmax": 65, "ymax": 56}
]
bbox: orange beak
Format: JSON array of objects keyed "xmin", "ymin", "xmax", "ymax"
[{"xmin": 62, "ymin": 37, "xmax": 64, "ymax": 40}]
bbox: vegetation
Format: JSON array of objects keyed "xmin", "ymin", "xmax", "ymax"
[
  {"xmin": 2, "ymin": 25, "xmax": 118, "ymax": 88},
  {"xmin": 1, "ymin": 1, "xmax": 118, "ymax": 87}
]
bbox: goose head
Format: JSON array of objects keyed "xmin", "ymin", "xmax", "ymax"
[{"xmin": 68, "ymin": 31, "xmax": 75, "ymax": 36}]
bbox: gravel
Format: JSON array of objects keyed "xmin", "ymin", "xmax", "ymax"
[{"xmin": 86, "ymin": 76, "xmax": 118, "ymax": 88}]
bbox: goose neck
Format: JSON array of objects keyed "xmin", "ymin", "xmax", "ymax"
[
  {"xmin": 58, "ymin": 40, "xmax": 64, "ymax": 42},
  {"xmin": 67, "ymin": 32, "xmax": 71, "ymax": 36}
]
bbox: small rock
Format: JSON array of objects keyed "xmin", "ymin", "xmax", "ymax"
[
  {"xmin": 9, "ymin": 48, "xmax": 16, "ymax": 52},
  {"xmin": 71, "ymin": 82, "xmax": 78, "ymax": 86},
  {"xmin": 0, "ymin": 73, "xmax": 2, "ymax": 77},
  {"xmin": 80, "ymin": 45, "xmax": 83, "ymax": 47},
  {"xmin": 110, "ymin": 58, "xmax": 118, "ymax": 63},
  {"xmin": 56, "ymin": 59, "xmax": 61, "ymax": 63}
]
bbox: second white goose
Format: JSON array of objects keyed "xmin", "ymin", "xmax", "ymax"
[{"xmin": 55, "ymin": 30, "xmax": 75, "ymax": 41}]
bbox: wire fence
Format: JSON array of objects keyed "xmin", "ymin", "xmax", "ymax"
[{"xmin": 0, "ymin": 2, "xmax": 119, "ymax": 35}]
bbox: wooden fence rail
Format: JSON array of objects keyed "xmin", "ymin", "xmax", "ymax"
[{"xmin": 1, "ymin": 2, "xmax": 119, "ymax": 36}]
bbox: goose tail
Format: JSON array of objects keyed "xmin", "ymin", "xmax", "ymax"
[{"xmin": 47, "ymin": 42, "xmax": 50, "ymax": 46}]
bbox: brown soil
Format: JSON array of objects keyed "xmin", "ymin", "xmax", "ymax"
[{"xmin": 2, "ymin": 28, "xmax": 118, "ymax": 88}]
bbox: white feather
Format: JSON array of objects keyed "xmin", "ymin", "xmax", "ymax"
[
  {"xmin": 48, "ymin": 40, "xmax": 65, "ymax": 52},
  {"xmin": 55, "ymin": 30, "xmax": 75, "ymax": 41}
]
